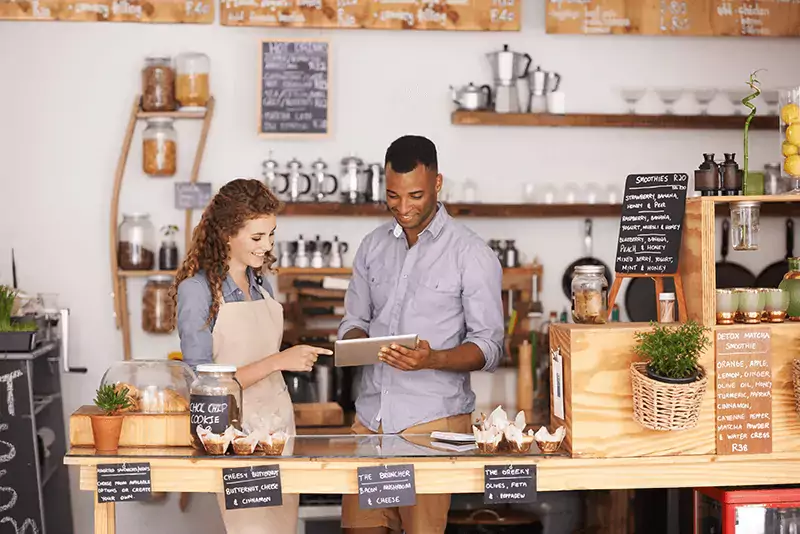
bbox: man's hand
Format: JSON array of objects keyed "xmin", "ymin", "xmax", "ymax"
[{"xmin": 379, "ymin": 339, "xmax": 440, "ymax": 371}]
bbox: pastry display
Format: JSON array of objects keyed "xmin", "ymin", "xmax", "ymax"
[
  {"xmin": 197, "ymin": 425, "xmax": 238, "ymax": 455},
  {"xmin": 257, "ymin": 430, "xmax": 289, "ymax": 456},
  {"xmin": 472, "ymin": 405, "xmax": 565, "ymax": 455},
  {"xmin": 534, "ymin": 426, "xmax": 566, "ymax": 454},
  {"xmin": 113, "ymin": 382, "xmax": 188, "ymax": 413}
]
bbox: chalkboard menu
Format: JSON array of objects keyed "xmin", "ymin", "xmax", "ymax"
[
  {"xmin": 97, "ymin": 463, "xmax": 153, "ymax": 503},
  {"xmin": 223, "ymin": 0, "xmax": 518, "ymax": 30},
  {"xmin": 222, "ymin": 465, "xmax": 282, "ymax": 510},
  {"xmin": 716, "ymin": 327, "xmax": 773, "ymax": 455},
  {"xmin": 0, "ymin": 0, "xmax": 213, "ymax": 22},
  {"xmin": 545, "ymin": 0, "xmax": 800, "ymax": 37},
  {"xmin": 484, "ymin": 464, "xmax": 536, "ymax": 504},
  {"xmin": 175, "ymin": 182, "xmax": 212, "ymax": 210},
  {"xmin": 0, "ymin": 361, "xmax": 43, "ymax": 533},
  {"xmin": 357, "ymin": 464, "xmax": 416, "ymax": 509},
  {"xmin": 614, "ymin": 173, "xmax": 688, "ymax": 276},
  {"xmin": 190, "ymin": 394, "xmax": 232, "ymax": 445},
  {"xmin": 259, "ymin": 40, "xmax": 329, "ymax": 137}
]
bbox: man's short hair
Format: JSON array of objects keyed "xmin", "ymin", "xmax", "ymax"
[{"xmin": 385, "ymin": 135, "xmax": 438, "ymax": 174}]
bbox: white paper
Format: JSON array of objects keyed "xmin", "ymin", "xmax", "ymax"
[{"xmin": 551, "ymin": 348, "xmax": 565, "ymax": 421}]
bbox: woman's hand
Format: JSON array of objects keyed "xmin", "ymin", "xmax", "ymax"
[{"xmin": 275, "ymin": 345, "xmax": 333, "ymax": 372}]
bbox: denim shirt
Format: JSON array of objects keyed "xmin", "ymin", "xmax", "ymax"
[
  {"xmin": 176, "ymin": 268, "xmax": 275, "ymax": 368},
  {"xmin": 338, "ymin": 203, "xmax": 505, "ymax": 433}
]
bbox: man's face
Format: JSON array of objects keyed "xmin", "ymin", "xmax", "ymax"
[{"xmin": 385, "ymin": 163, "xmax": 441, "ymax": 231}]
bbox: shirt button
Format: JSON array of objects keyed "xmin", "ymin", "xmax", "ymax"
[
  {"xmin": 403, "ymin": 274, "xmax": 408, "ymax": 279},
  {"xmin": 383, "ymin": 390, "xmax": 388, "ymax": 395}
]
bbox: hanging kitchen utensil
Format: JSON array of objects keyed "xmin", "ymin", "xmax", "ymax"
[
  {"xmin": 624, "ymin": 276, "xmax": 677, "ymax": 322},
  {"xmin": 716, "ymin": 218, "xmax": 756, "ymax": 289},
  {"xmin": 755, "ymin": 218, "xmax": 794, "ymax": 288},
  {"xmin": 561, "ymin": 219, "xmax": 613, "ymax": 299}
]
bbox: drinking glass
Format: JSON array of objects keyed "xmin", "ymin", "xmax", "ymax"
[
  {"xmin": 656, "ymin": 89, "xmax": 682, "ymax": 115},
  {"xmin": 620, "ymin": 88, "xmax": 646, "ymax": 114},
  {"xmin": 694, "ymin": 89, "xmax": 716, "ymax": 115}
]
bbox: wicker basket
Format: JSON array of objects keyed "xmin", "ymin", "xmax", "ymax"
[
  {"xmin": 630, "ymin": 362, "xmax": 708, "ymax": 431},
  {"xmin": 792, "ymin": 359, "xmax": 800, "ymax": 417}
]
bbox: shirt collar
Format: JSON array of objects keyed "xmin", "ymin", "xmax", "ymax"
[
  {"xmin": 390, "ymin": 202, "xmax": 449, "ymax": 241},
  {"xmin": 222, "ymin": 267, "xmax": 261, "ymax": 299}
]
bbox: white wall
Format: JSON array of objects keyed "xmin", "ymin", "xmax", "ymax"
[{"xmin": 0, "ymin": 4, "xmax": 795, "ymax": 532}]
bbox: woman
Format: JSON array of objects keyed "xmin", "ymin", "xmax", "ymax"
[{"xmin": 172, "ymin": 178, "xmax": 331, "ymax": 533}]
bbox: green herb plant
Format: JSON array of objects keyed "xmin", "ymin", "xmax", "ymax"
[
  {"xmin": 161, "ymin": 224, "xmax": 179, "ymax": 237},
  {"xmin": 633, "ymin": 320, "xmax": 711, "ymax": 380},
  {"xmin": 0, "ymin": 285, "xmax": 36, "ymax": 333},
  {"xmin": 742, "ymin": 69, "xmax": 764, "ymax": 192},
  {"xmin": 93, "ymin": 384, "xmax": 133, "ymax": 416}
]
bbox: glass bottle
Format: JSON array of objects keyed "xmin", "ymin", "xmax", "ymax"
[
  {"xmin": 779, "ymin": 257, "xmax": 800, "ymax": 321},
  {"xmin": 142, "ymin": 275, "xmax": 175, "ymax": 334},
  {"xmin": 142, "ymin": 118, "xmax": 177, "ymax": 177},
  {"xmin": 189, "ymin": 364, "xmax": 243, "ymax": 451},
  {"xmin": 175, "ymin": 52, "xmax": 211, "ymax": 108},
  {"xmin": 571, "ymin": 265, "xmax": 608, "ymax": 324},
  {"xmin": 118, "ymin": 213, "xmax": 156, "ymax": 270},
  {"xmin": 159, "ymin": 225, "xmax": 180, "ymax": 270},
  {"xmin": 730, "ymin": 201, "xmax": 761, "ymax": 251},
  {"xmin": 141, "ymin": 56, "xmax": 176, "ymax": 112}
]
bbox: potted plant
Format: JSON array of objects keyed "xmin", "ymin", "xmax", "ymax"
[
  {"xmin": 91, "ymin": 384, "xmax": 132, "ymax": 453},
  {"xmin": 0, "ymin": 285, "xmax": 38, "ymax": 352},
  {"xmin": 630, "ymin": 320, "xmax": 711, "ymax": 431}
]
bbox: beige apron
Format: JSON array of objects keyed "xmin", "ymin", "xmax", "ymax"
[{"xmin": 212, "ymin": 286, "xmax": 299, "ymax": 533}]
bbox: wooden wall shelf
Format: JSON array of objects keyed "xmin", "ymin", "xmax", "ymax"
[
  {"xmin": 281, "ymin": 202, "xmax": 623, "ymax": 218},
  {"xmin": 714, "ymin": 198, "xmax": 800, "ymax": 217},
  {"xmin": 451, "ymin": 111, "xmax": 778, "ymax": 130}
]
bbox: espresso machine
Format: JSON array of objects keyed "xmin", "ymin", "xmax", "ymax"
[{"xmin": 486, "ymin": 44, "xmax": 531, "ymax": 113}]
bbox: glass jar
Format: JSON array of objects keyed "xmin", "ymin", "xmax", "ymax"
[
  {"xmin": 779, "ymin": 257, "xmax": 800, "ymax": 321},
  {"xmin": 159, "ymin": 225, "xmax": 180, "ymax": 270},
  {"xmin": 142, "ymin": 275, "xmax": 175, "ymax": 334},
  {"xmin": 715, "ymin": 289, "xmax": 738, "ymax": 325},
  {"xmin": 142, "ymin": 118, "xmax": 177, "ymax": 177},
  {"xmin": 100, "ymin": 360, "xmax": 196, "ymax": 414},
  {"xmin": 175, "ymin": 52, "xmax": 210, "ymax": 108},
  {"xmin": 730, "ymin": 201, "xmax": 760, "ymax": 251},
  {"xmin": 658, "ymin": 292, "xmax": 676, "ymax": 323},
  {"xmin": 189, "ymin": 364, "xmax": 242, "ymax": 450},
  {"xmin": 141, "ymin": 56, "xmax": 176, "ymax": 112},
  {"xmin": 118, "ymin": 213, "xmax": 156, "ymax": 270},
  {"xmin": 779, "ymin": 86, "xmax": 800, "ymax": 193},
  {"xmin": 571, "ymin": 265, "xmax": 608, "ymax": 324}
]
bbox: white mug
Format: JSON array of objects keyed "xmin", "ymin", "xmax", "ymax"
[{"xmin": 547, "ymin": 91, "xmax": 566, "ymax": 114}]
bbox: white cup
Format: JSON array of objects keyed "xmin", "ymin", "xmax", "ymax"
[{"xmin": 547, "ymin": 91, "xmax": 566, "ymax": 114}]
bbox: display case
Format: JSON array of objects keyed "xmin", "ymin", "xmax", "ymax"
[
  {"xmin": 694, "ymin": 486, "xmax": 800, "ymax": 534},
  {"xmin": 100, "ymin": 360, "xmax": 195, "ymax": 414}
]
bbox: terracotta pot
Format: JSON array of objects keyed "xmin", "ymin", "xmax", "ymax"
[{"xmin": 90, "ymin": 414, "xmax": 124, "ymax": 453}]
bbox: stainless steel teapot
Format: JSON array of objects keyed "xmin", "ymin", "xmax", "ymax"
[{"xmin": 450, "ymin": 83, "xmax": 492, "ymax": 111}]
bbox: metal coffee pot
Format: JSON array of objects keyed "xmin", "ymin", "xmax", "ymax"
[
  {"xmin": 486, "ymin": 44, "xmax": 531, "ymax": 86},
  {"xmin": 340, "ymin": 154, "xmax": 367, "ymax": 204},
  {"xmin": 328, "ymin": 236, "xmax": 349, "ymax": 268},
  {"xmin": 528, "ymin": 66, "xmax": 561, "ymax": 97},
  {"xmin": 262, "ymin": 153, "xmax": 289, "ymax": 197},
  {"xmin": 365, "ymin": 163, "xmax": 385, "ymax": 204},
  {"xmin": 285, "ymin": 158, "xmax": 312, "ymax": 202},
  {"xmin": 309, "ymin": 158, "xmax": 339, "ymax": 202},
  {"xmin": 450, "ymin": 83, "xmax": 493, "ymax": 111}
]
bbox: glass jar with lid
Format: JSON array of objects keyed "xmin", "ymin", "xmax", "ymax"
[
  {"xmin": 100, "ymin": 360, "xmax": 196, "ymax": 414},
  {"xmin": 730, "ymin": 201, "xmax": 761, "ymax": 251},
  {"xmin": 175, "ymin": 52, "xmax": 210, "ymax": 108},
  {"xmin": 142, "ymin": 118, "xmax": 177, "ymax": 177},
  {"xmin": 118, "ymin": 213, "xmax": 156, "ymax": 270},
  {"xmin": 189, "ymin": 364, "xmax": 242, "ymax": 450},
  {"xmin": 141, "ymin": 56, "xmax": 176, "ymax": 112},
  {"xmin": 571, "ymin": 265, "xmax": 608, "ymax": 324},
  {"xmin": 142, "ymin": 275, "xmax": 175, "ymax": 334}
]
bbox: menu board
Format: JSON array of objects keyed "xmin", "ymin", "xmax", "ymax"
[
  {"xmin": 357, "ymin": 464, "xmax": 416, "ymax": 509},
  {"xmin": 716, "ymin": 327, "xmax": 772, "ymax": 455},
  {"xmin": 546, "ymin": 0, "xmax": 800, "ymax": 37},
  {"xmin": 0, "ymin": 0, "xmax": 213, "ymax": 22},
  {"xmin": 222, "ymin": 0, "xmax": 518, "ymax": 30},
  {"xmin": 97, "ymin": 463, "xmax": 153, "ymax": 503},
  {"xmin": 259, "ymin": 40, "xmax": 329, "ymax": 137},
  {"xmin": 484, "ymin": 465, "xmax": 536, "ymax": 504},
  {"xmin": 614, "ymin": 173, "xmax": 688, "ymax": 276},
  {"xmin": 222, "ymin": 465, "xmax": 282, "ymax": 510}
]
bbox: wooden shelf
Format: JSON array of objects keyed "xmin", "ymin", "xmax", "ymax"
[
  {"xmin": 709, "ymin": 195, "xmax": 800, "ymax": 217},
  {"xmin": 118, "ymin": 270, "xmax": 177, "ymax": 278},
  {"xmin": 136, "ymin": 108, "xmax": 208, "ymax": 120},
  {"xmin": 451, "ymin": 110, "xmax": 778, "ymax": 130},
  {"xmin": 278, "ymin": 266, "xmax": 541, "ymax": 276},
  {"xmin": 281, "ymin": 202, "xmax": 622, "ymax": 218}
]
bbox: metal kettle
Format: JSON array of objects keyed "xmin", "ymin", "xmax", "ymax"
[
  {"xmin": 365, "ymin": 163, "xmax": 384, "ymax": 203},
  {"xmin": 285, "ymin": 158, "xmax": 312, "ymax": 202},
  {"xmin": 450, "ymin": 83, "xmax": 492, "ymax": 111}
]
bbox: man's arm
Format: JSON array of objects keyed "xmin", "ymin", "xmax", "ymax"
[
  {"xmin": 338, "ymin": 238, "xmax": 372, "ymax": 341},
  {"xmin": 379, "ymin": 242, "xmax": 504, "ymax": 372}
]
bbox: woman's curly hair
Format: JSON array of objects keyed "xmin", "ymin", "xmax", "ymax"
[{"xmin": 171, "ymin": 178, "xmax": 283, "ymax": 327}]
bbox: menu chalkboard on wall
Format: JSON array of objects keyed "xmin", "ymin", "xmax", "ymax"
[
  {"xmin": 0, "ymin": 0, "xmax": 213, "ymax": 22},
  {"xmin": 614, "ymin": 173, "xmax": 688, "ymax": 276},
  {"xmin": 259, "ymin": 39, "xmax": 329, "ymax": 137}
]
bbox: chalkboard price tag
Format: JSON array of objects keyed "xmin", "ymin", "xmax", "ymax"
[
  {"xmin": 97, "ymin": 462, "xmax": 152, "ymax": 503},
  {"xmin": 222, "ymin": 465, "xmax": 283, "ymax": 510},
  {"xmin": 175, "ymin": 182, "xmax": 212, "ymax": 210},
  {"xmin": 357, "ymin": 464, "xmax": 416, "ymax": 510},
  {"xmin": 614, "ymin": 173, "xmax": 688, "ymax": 275},
  {"xmin": 483, "ymin": 464, "xmax": 536, "ymax": 504}
]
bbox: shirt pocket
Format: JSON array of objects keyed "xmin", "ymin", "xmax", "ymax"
[
  {"xmin": 414, "ymin": 274, "xmax": 461, "ymax": 316},
  {"xmin": 368, "ymin": 273, "xmax": 395, "ymax": 317}
]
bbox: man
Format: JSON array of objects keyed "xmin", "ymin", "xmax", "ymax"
[{"xmin": 338, "ymin": 135, "xmax": 505, "ymax": 534}]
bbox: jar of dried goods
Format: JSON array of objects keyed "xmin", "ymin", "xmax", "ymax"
[
  {"xmin": 175, "ymin": 52, "xmax": 210, "ymax": 108},
  {"xmin": 189, "ymin": 364, "xmax": 243, "ymax": 451},
  {"xmin": 118, "ymin": 213, "xmax": 156, "ymax": 271},
  {"xmin": 142, "ymin": 275, "xmax": 175, "ymax": 334},
  {"xmin": 142, "ymin": 118, "xmax": 177, "ymax": 177},
  {"xmin": 141, "ymin": 56, "xmax": 176, "ymax": 112},
  {"xmin": 779, "ymin": 86, "xmax": 800, "ymax": 192},
  {"xmin": 571, "ymin": 265, "xmax": 608, "ymax": 324}
]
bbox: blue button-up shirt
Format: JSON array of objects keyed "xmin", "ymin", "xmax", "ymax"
[
  {"xmin": 176, "ymin": 268, "xmax": 274, "ymax": 368},
  {"xmin": 338, "ymin": 204, "xmax": 504, "ymax": 433}
]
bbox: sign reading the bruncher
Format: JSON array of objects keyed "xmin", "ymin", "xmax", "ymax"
[
  {"xmin": 716, "ymin": 327, "xmax": 773, "ymax": 455},
  {"xmin": 357, "ymin": 464, "xmax": 416, "ymax": 510},
  {"xmin": 614, "ymin": 173, "xmax": 688, "ymax": 276}
]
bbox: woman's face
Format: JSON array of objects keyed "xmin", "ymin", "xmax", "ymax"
[{"xmin": 227, "ymin": 215, "xmax": 276, "ymax": 271}]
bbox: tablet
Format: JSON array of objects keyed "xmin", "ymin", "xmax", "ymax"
[{"xmin": 334, "ymin": 334, "xmax": 419, "ymax": 367}]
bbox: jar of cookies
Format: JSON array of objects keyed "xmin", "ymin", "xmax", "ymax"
[
  {"xmin": 142, "ymin": 275, "xmax": 175, "ymax": 334},
  {"xmin": 118, "ymin": 213, "xmax": 156, "ymax": 271},
  {"xmin": 141, "ymin": 56, "xmax": 176, "ymax": 112},
  {"xmin": 175, "ymin": 52, "xmax": 210, "ymax": 109},
  {"xmin": 571, "ymin": 265, "xmax": 608, "ymax": 324},
  {"xmin": 190, "ymin": 365, "xmax": 243, "ymax": 450},
  {"xmin": 142, "ymin": 118, "xmax": 177, "ymax": 177}
]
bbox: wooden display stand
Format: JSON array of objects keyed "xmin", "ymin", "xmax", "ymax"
[{"xmin": 606, "ymin": 272, "xmax": 688, "ymax": 321}]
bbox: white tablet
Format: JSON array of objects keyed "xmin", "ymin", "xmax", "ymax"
[{"xmin": 334, "ymin": 334, "xmax": 419, "ymax": 367}]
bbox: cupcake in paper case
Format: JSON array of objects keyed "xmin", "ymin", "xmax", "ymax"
[
  {"xmin": 534, "ymin": 426, "xmax": 566, "ymax": 454},
  {"xmin": 196, "ymin": 425, "xmax": 238, "ymax": 456},
  {"xmin": 232, "ymin": 433, "xmax": 259, "ymax": 456},
  {"xmin": 473, "ymin": 425, "xmax": 503, "ymax": 454},
  {"xmin": 504, "ymin": 425, "xmax": 536, "ymax": 454},
  {"xmin": 257, "ymin": 430, "xmax": 289, "ymax": 456}
]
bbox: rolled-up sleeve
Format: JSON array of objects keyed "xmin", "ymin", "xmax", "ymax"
[
  {"xmin": 177, "ymin": 278, "xmax": 214, "ymax": 368},
  {"xmin": 461, "ymin": 243, "xmax": 504, "ymax": 372},
  {"xmin": 338, "ymin": 237, "xmax": 372, "ymax": 339}
]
